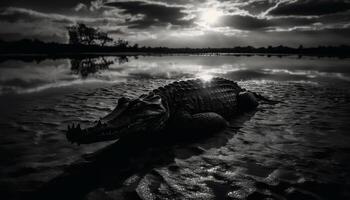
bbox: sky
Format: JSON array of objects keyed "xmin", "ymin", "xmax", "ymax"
[{"xmin": 0, "ymin": 0, "xmax": 350, "ymax": 47}]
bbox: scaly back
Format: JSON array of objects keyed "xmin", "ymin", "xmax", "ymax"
[{"xmin": 148, "ymin": 78, "xmax": 243, "ymax": 117}]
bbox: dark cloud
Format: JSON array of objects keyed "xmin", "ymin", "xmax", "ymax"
[
  {"xmin": 0, "ymin": 24, "xmax": 67, "ymax": 43},
  {"xmin": 259, "ymin": 26, "xmax": 350, "ymax": 46},
  {"xmin": 216, "ymin": 15, "xmax": 271, "ymax": 30},
  {"xmin": 270, "ymin": 16, "xmax": 317, "ymax": 28},
  {"xmin": 239, "ymin": 0, "xmax": 276, "ymax": 15},
  {"xmin": 0, "ymin": 0, "xmax": 96, "ymax": 13},
  {"xmin": 0, "ymin": 32, "xmax": 24, "ymax": 41},
  {"xmin": 105, "ymin": 0, "xmax": 193, "ymax": 28},
  {"xmin": 0, "ymin": 7, "xmax": 74, "ymax": 24},
  {"xmin": 214, "ymin": 11, "xmax": 345, "ymax": 32},
  {"xmin": 141, "ymin": 0, "xmax": 201, "ymax": 6},
  {"xmin": 0, "ymin": 7, "xmax": 123, "ymax": 42},
  {"xmin": 107, "ymin": 28, "xmax": 126, "ymax": 35},
  {"xmin": 215, "ymin": 14, "xmax": 316, "ymax": 31},
  {"xmin": 269, "ymin": 0, "xmax": 350, "ymax": 16},
  {"xmin": 319, "ymin": 10, "xmax": 350, "ymax": 24},
  {"xmin": 0, "ymin": 7, "xmax": 73, "ymax": 43},
  {"xmin": 280, "ymin": 26, "xmax": 350, "ymax": 38},
  {"xmin": 1, "ymin": 0, "xmax": 350, "ymax": 46}
]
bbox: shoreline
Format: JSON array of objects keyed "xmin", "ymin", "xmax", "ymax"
[{"xmin": 0, "ymin": 52, "xmax": 349, "ymax": 61}]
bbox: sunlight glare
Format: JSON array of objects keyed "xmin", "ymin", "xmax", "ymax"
[
  {"xmin": 200, "ymin": 8, "xmax": 221, "ymax": 25},
  {"xmin": 198, "ymin": 74, "xmax": 214, "ymax": 82}
]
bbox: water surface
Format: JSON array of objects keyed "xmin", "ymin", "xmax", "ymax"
[{"xmin": 0, "ymin": 55, "xmax": 350, "ymax": 199}]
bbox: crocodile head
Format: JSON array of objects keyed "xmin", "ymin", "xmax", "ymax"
[{"xmin": 66, "ymin": 94, "xmax": 168, "ymax": 144}]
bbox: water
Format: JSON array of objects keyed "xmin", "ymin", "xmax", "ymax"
[{"xmin": 0, "ymin": 55, "xmax": 350, "ymax": 199}]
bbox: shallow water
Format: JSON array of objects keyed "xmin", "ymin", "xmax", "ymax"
[{"xmin": 0, "ymin": 55, "xmax": 350, "ymax": 199}]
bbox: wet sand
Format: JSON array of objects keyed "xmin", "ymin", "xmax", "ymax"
[{"xmin": 0, "ymin": 55, "xmax": 350, "ymax": 199}]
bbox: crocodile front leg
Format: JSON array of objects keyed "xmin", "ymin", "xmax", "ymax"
[{"xmin": 170, "ymin": 111, "xmax": 228, "ymax": 135}]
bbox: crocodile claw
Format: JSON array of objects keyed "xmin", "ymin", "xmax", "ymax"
[{"xmin": 66, "ymin": 123, "xmax": 83, "ymax": 144}]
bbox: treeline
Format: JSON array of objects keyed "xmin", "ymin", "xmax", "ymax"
[
  {"xmin": 0, "ymin": 23, "xmax": 349, "ymax": 57},
  {"xmin": 1, "ymin": 39, "xmax": 349, "ymax": 57},
  {"xmin": 0, "ymin": 38, "xmax": 138, "ymax": 54}
]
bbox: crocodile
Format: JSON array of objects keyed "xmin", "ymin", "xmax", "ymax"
[{"xmin": 67, "ymin": 77, "xmax": 271, "ymax": 144}]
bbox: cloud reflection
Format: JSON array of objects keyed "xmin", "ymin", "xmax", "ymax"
[
  {"xmin": 6, "ymin": 78, "xmax": 125, "ymax": 94},
  {"xmin": 263, "ymin": 68, "xmax": 350, "ymax": 81},
  {"xmin": 0, "ymin": 55, "xmax": 349, "ymax": 95}
]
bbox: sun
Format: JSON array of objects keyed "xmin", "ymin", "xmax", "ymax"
[
  {"xmin": 200, "ymin": 8, "xmax": 222, "ymax": 25},
  {"xmin": 198, "ymin": 74, "xmax": 214, "ymax": 82}
]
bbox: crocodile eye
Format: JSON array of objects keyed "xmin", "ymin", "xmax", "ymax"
[
  {"xmin": 129, "ymin": 99, "xmax": 145, "ymax": 107},
  {"xmin": 144, "ymin": 94, "xmax": 161, "ymax": 101},
  {"xmin": 118, "ymin": 97, "xmax": 130, "ymax": 105}
]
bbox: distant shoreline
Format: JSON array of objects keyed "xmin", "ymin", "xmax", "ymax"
[
  {"xmin": 1, "ymin": 39, "xmax": 350, "ymax": 61},
  {"xmin": 0, "ymin": 52, "xmax": 349, "ymax": 62},
  {"xmin": 2, "ymin": 39, "xmax": 350, "ymax": 55}
]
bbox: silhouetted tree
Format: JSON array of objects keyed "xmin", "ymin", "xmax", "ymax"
[
  {"xmin": 67, "ymin": 23, "xmax": 113, "ymax": 46},
  {"xmin": 117, "ymin": 56, "xmax": 129, "ymax": 64},
  {"xmin": 82, "ymin": 24, "xmax": 97, "ymax": 45},
  {"xmin": 115, "ymin": 38, "xmax": 129, "ymax": 49},
  {"xmin": 70, "ymin": 57, "xmax": 114, "ymax": 77},
  {"xmin": 67, "ymin": 27, "xmax": 80, "ymax": 45},
  {"xmin": 132, "ymin": 43, "xmax": 138, "ymax": 49},
  {"xmin": 97, "ymin": 32, "xmax": 113, "ymax": 47},
  {"xmin": 67, "ymin": 24, "xmax": 96, "ymax": 45}
]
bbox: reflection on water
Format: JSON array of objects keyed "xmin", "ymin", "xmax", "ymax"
[
  {"xmin": 0, "ymin": 55, "xmax": 349, "ymax": 95},
  {"xmin": 70, "ymin": 57, "xmax": 113, "ymax": 78},
  {"xmin": 0, "ymin": 55, "xmax": 350, "ymax": 200},
  {"xmin": 70, "ymin": 56, "xmax": 129, "ymax": 78}
]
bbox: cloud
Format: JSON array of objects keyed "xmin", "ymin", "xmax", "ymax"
[
  {"xmin": 89, "ymin": 0, "xmax": 104, "ymax": 11},
  {"xmin": 217, "ymin": 14, "xmax": 270, "ymax": 30},
  {"xmin": 105, "ymin": 0, "xmax": 193, "ymax": 28},
  {"xmin": 213, "ymin": 13, "xmax": 316, "ymax": 31},
  {"xmin": 0, "ymin": 0, "xmax": 99, "ymax": 13},
  {"xmin": 74, "ymin": 3, "xmax": 88, "ymax": 12},
  {"xmin": 0, "ymin": 7, "xmax": 126, "ymax": 42},
  {"xmin": 1, "ymin": 0, "xmax": 350, "ymax": 46},
  {"xmin": 270, "ymin": 16, "xmax": 317, "ymax": 28},
  {"xmin": 237, "ymin": 0, "xmax": 277, "ymax": 15},
  {"xmin": 268, "ymin": 0, "xmax": 350, "ymax": 16},
  {"xmin": 0, "ymin": 7, "xmax": 75, "ymax": 23}
]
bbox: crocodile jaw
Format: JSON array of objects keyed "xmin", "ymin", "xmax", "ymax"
[
  {"xmin": 66, "ymin": 121, "xmax": 125, "ymax": 144},
  {"xmin": 66, "ymin": 94, "xmax": 168, "ymax": 144}
]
